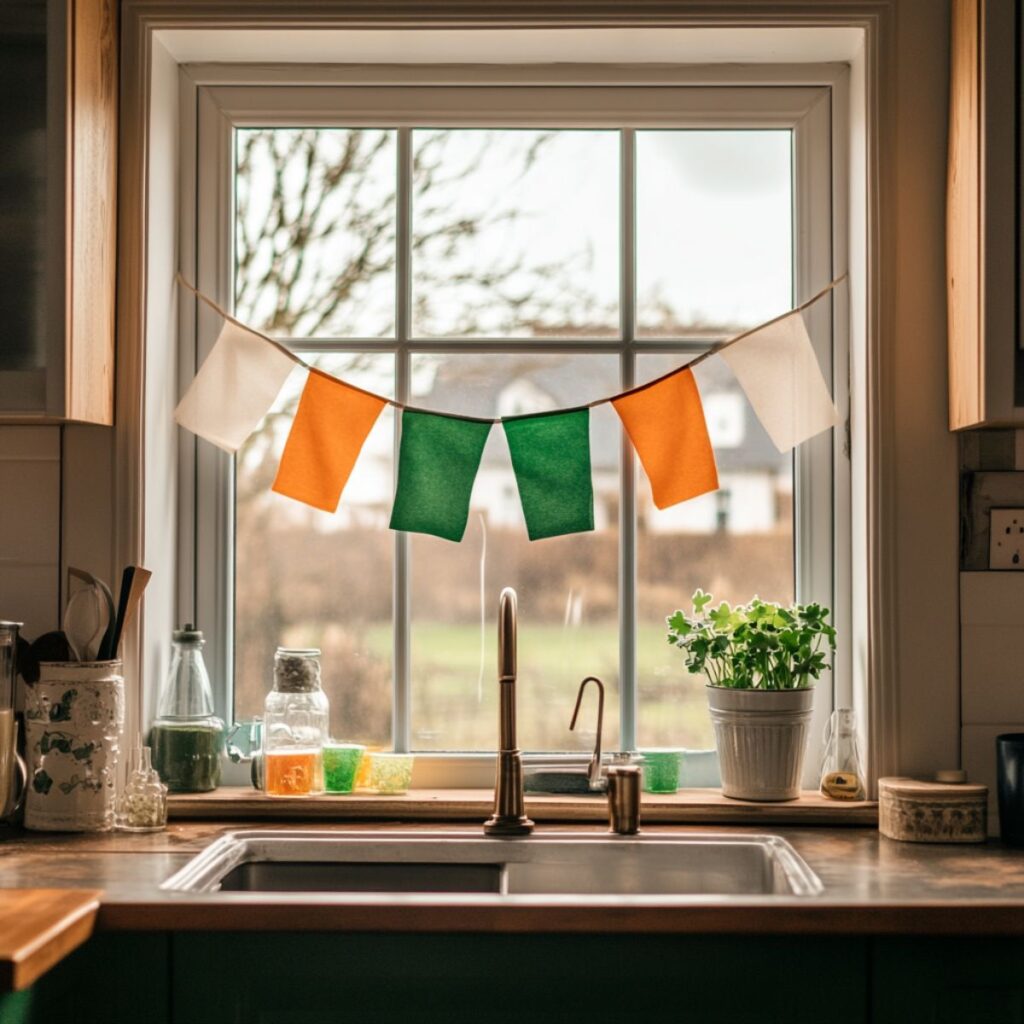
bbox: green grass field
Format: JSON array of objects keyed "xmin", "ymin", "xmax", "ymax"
[{"xmin": 363, "ymin": 622, "xmax": 714, "ymax": 751}]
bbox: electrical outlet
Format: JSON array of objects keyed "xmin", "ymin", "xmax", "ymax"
[{"xmin": 989, "ymin": 508, "xmax": 1024, "ymax": 569}]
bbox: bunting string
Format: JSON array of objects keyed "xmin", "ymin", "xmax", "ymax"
[
  {"xmin": 175, "ymin": 272, "xmax": 847, "ymax": 542},
  {"xmin": 175, "ymin": 271, "xmax": 847, "ymax": 420}
]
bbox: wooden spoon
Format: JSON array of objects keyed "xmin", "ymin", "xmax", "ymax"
[{"xmin": 105, "ymin": 567, "xmax": 153, "ymax": 660}]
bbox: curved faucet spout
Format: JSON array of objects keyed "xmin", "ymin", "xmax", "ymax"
[{"xmin": 570, "ymin": 676, "xmax": 606, "ymax": 791}]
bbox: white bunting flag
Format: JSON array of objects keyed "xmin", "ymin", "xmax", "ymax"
[
  {"xmin": 175, "ymin": 321, "xmax": 296, "ymax": 453},
  {"xmin": 719, "ymin": 311, "xmax": 840, "ymax": 452}
]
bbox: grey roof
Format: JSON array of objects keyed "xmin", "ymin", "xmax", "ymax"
[{"xmin": 422, "ymin": 352, "xmax": 790, "ymax": 474}]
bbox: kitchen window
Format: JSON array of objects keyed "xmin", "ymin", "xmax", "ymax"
[{"xmin": 181, "ymin": 76, "xmax": 848, "ymax": 784}]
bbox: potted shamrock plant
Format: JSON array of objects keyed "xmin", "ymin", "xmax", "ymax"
[{"xmin": 666, "ymin": 590, "xmax": 836, "ymax": 801}]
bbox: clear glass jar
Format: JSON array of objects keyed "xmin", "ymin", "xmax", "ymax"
[
  {"xmin": 116, "ymin": 746, "xmax": 168, "ymax": 832},
  {"xmin": 150, "ymin": 625, "xmax": 224, "ymax": 792},
  {"xmin": 819, "ymin": 708, "xmax": 866, "ymax": 800},
  {"xmin": 263, "ymin": 648, "xmax": 328, "ymax": 797}
]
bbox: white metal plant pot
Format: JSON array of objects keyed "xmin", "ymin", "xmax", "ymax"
[{"xmin": 706, "ymin": 686, "xmax": 815, "ymax": 802}]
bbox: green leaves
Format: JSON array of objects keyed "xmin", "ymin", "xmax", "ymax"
[
  {"xmin": 666, "ymin": 610, "xmax": 690, "ymax": 636},
  {"xmin": 665, "ymin": 589, "xmax": 837, "ymax": 691}
]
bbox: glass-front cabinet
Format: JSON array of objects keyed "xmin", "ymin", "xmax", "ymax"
[{"xmin": 0, "ymin": 0, "xmax": 116, "ymax": 424}]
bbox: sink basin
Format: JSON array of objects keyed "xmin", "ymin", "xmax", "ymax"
[{"xmin": 162, "ymin": 830, "xmax": 823, "ymax": 900}]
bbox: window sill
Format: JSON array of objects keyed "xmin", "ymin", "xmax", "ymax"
[{"xmin": 168, "ymin": 787, "xmax": 878, "ymax": 826}]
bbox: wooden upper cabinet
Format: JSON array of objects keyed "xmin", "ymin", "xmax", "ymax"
[
  {"xmin": 947, "ymin": 0, "xmax": 1020, "ymax": 429},
  {"xmin": 0, "ymin": 0, "xmax": 117, "ymax": 424},
  {"xmin": 57, "ymin": 0, "xmax": 118, "ymax": 424}
]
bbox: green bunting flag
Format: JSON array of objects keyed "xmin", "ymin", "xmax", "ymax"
[
  {"xmin": 389, "ymin": 409, "xmax": 492, "ymax": 542},
  {"xmin": 502, "ymin": 408, "xmax": 594, "ymax": 541}
]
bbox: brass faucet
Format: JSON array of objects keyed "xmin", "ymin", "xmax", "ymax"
[
  {"xmin": 569, "ymin": 676, "xmax": 605, "ymax": 791},
  {"xmin": 483, "ymin": 588, "xmax": 534, "ymax": 837}
]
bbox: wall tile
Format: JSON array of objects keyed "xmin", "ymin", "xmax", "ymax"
[
  {"xmin": 963, "ymin": 723, "xmax": 1024, "ymax": 836},
  {"xmin": 960, "ymin": 573, "xmax": 1024, "ymax": 725},
  {"xmin": 960, "ymin": 429, "xmax": 1017, "ymax": 472},
  {"xmin": 61, "ymin": 425, "xmax": 114, "ymax": 594},
  {"xmin": 0, "ymin": 426, "xmax": 58, "ymax": 461},
  {"xmin": 0, "ymin": 426, "xmax": 60, "ymax": 639},
  {"xmin": 0, "ymin": 460, "xmax": 59, "ymax": 564},
  {"xmin": 962, "ymin": 625, "xmax": 1024, "ymax": 722},
  {"xmin": 0, "ymin": 562, "xmax": 59, "ymax": 638},
  {"xmin": 962, "ymin": 572, "xmax": 1024, "ymax": 623}
]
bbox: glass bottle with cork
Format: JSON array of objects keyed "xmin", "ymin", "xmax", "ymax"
[
  {"xmin": 819, "ymin": 708, "xmax": 866, "ymax": 800},
  {"xmin": 263, "ymin": 648, "xmax": 329, "ymax": 796},
  {"xmin": 150, "ymin": 625, "xmax": 224, "ymax": 792}
]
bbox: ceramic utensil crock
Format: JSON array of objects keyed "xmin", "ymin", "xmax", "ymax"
[{"xmin": 24, "ymin": 660, "xmax": 124, "ymax": 831}]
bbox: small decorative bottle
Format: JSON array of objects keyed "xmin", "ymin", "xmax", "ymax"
[
  {"xmin": 150, "ymin": 625, "xmax": 224, "ymax": 792},
  {"xmin": 263, "ymin": 648, "xmax": 329, "ymax": 797},
  {"xmin": 116, "ymin": 746, "xmax": 168, "ymax": 832},
  {"xmin": 820, "ymin": 708, "xmax": 867, "ymax": 800}
]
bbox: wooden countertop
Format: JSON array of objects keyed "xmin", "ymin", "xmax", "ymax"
[
  {"xmin": 0, "ymin": 889, "xmax": 100, "ymax": 992},
  {"xmin": 2, "ymin": 819, "xmax": 1024, "ymax": 938}
]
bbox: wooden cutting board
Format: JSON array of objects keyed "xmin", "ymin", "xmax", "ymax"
[{"xmin": 0, "ymin": 889, "xmax": 100, "ymax": 991}]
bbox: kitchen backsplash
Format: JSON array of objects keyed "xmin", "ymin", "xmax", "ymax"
[
  {"xmin": 0, "ymin": 426, "xmax": 60, "ymax": 637},
  {"xmin": 960, "ymin": 428, "xmax": 1024, "ymax": 832}
]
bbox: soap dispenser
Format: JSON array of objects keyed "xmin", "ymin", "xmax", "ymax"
[{"xmin": 150, "ymin": 625, "xmax": 224, "ymax": 792}]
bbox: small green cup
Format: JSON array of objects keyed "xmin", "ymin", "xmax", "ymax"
[
  {"xmin": 323, "ymin": 743, "xmax": 365, "ymax": 794},
  {"xmin": 639, "ymin": 749, "xmax": 682, "ymax": 794}
]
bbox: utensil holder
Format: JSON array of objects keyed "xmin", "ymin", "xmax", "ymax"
[{"xmin": 24, "ymin": 661, "xmax": 124, "ymax": 832}]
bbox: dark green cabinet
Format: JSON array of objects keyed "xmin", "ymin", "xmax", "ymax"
[
  {"xmin": 171, "ymin": 933, "xmax": 867, "ymax": 1024},
  {"xmin": 0, "ymin": 934, "xmax": 169, "ymax": 1024},
  {"xmin": 6, "ymin": 931, "xmax": 1024, "ymax": 1024},
  {"xmin": 873, "ymin": 938, "xmax": 1024, "ymax": 1024}
]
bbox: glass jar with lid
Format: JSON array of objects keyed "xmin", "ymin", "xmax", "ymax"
[
  {"xmin": 150, "ymin": 625, "xmax": 224, "ymax": 792},
  {"xmin": 263, "ymin": 648, "xmax": 329, "ymax": 796}
]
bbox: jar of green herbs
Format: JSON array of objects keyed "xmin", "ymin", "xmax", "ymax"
[{"xmin": 150, "ymin": 625, "xmax": 223, "ymax": 792}]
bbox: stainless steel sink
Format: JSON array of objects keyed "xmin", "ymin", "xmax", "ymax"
[{"xmin": 162, "ymin": 830, "xmax": 823, "ymax": 900}]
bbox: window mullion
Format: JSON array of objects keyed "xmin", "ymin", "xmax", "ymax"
[
  {"xmin": 393, "ymin": 126, "xmax": 413, "ymax": 753},
  {"xmin": 619, "ymin": 127, "xmax": 638, "ymax": 752}
]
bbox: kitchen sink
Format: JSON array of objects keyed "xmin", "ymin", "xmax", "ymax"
[{"xmin": 162, "ymin": 830, "xmax": 823, "ymax": 899}]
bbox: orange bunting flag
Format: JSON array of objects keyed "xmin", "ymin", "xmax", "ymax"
[
  {"xmin": 612, "ymin": 368, "xmax": 719, "ymax": 510},
  {"xmin": 272, "ymin": 369, "xmax": 386, "ymax": 512}
]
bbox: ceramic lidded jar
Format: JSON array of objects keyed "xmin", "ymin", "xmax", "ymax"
[{"xmin": 24, "ymin": 661, "xmax": 125, "ymax": 831}]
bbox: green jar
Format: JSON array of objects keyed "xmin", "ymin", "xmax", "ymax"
[
  {"xmin": 150, "ymin": 625, "xmax": 223, "ymax": 792},
  {"xmin": 150, "ymin": 722, "xmax": 223, "ymax": 793}
]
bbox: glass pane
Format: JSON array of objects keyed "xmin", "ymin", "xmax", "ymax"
[
  {"xmin": 234, "ymin": 353, "xmax": 395, "ymax": 745},
  {"xmin": 408, "ymin": 354, "xmax": 620, "ymax": 751},
  {"xmin": 635, "ymin": 355, "xmax": 794, "ymax": 749},
  {"xmin": 0, "ymin": 25, "xmax": 47, "ymax": 371},
  {"xmin": 412, "ymin": 130, "xmax": 619, "ymax": 338},
  {"xmin": 234, "ymin": 128, "xmax": 397, "ymax": 338},
  {"xmin": 636, "ymin": 131, "xmax": 792, "ymax": 338}
]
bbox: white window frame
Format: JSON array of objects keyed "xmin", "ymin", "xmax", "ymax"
[{"xmin": 177, "ymin": 66, "xmax": 850, "ymax": 787}]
